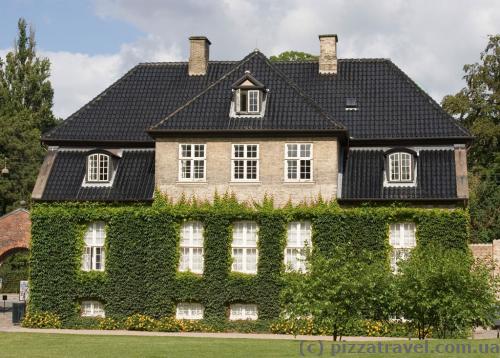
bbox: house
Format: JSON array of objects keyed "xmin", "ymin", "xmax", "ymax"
[{"xmin": 30, "ymin": 35, "xmax": 471, "ymax": 322}]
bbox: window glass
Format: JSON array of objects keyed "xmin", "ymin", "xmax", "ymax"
[
  {"xmin": 229, "ymin": 304, "xmax": 258, "ymax": 320},
  {"xmin": 82, "ymin": 222, "xmax": 106, "ymax": 272},
  {"xmin": 81, "ymin": 301, "xmax": 105, "ymax": 317},
  {"xmin": 231, "ymin": 222, "xmax": 258, "ymax": 274},
  {"xmin": 232, "ymin": 144, "xmax": 259, "ymax": 181},
  {"xmin": 87, "ymin": 153, "xmax": 110, "ymax": 182},
  {"xmin": 179, "ymin": 221, "xmax": 204, "ymax": 274},
  {"xmin": 284, "ymin": 221, "xmax": 312, "ymax": 272},
  {"xmin": 389, "ymin": 222, "xmax": 416, "ymax": 272},
  {"xmin": 179, "ymin": 144, "xmax": 206, "ymax": 181},
  {"xmin": 176, "ymin": 303, "xmax": 204, "ymax": 320},
  {"xmin": 285, "ymin": 144, "xmax": 312, "ymax": 181}
]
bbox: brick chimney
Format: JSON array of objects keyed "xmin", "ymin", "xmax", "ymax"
[
  {"xmin": 188, "ymin": 36, "xmax": 211, "ymax": 76},
  {"xmin": 318, "ymin": 34, "xmax": 338, "ymax": 75}
]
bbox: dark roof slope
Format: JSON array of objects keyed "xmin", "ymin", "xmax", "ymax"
[
  {"xmin": 43, "ymin": 53, "xmax": 469, "ymax": 143},
  {"xmin": 40, "ymin": 150, "xmax": 154, "ymax": 202},
  {"xmin": 151, "ymin": 51, "xmax": 344, "ymax": 132},
  {"xmin": 341, "ymin": 149, "xmax": 457, "ymax": 200}
]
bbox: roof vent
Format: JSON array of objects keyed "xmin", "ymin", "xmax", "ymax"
[{"xmin": 345, "ymin": 98, "xmax": 358, "ymax": 111}]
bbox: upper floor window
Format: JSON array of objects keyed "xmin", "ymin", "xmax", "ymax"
[
  {"xmin": 176, "ymin": 302, "xmax": 204, "ymax": 320},
  {"xmin": 82, "ymin": 222, "xmax": 105, "ymax": 271},
  {"xmin": 285, "ymin": 221, "xmax": 312, "ymax": 272},
  {"xmin": 232, "ymin": 144, "xmax": 259, "ymax": 181},
  {"xmin": 389, "ymin": 222, "xmax": 416, "ymax": 273},
  {"xmin": 179, "ymin": 221, "xmax": 204, "ymax": 274},
  {"xmin": 229, "ymin": 303, "xmax": 258, "ymax": 320},
  {"xmin": 285, "ymin": 143, "xmax": 313, "ymax": 182},
  {"xmin": 232, "ymin": 221, "xmax": 258, "ymax": 274},
  {"xmin": 237, "ymin": 89, "xmax": 261, "ymax": 114},
  {"xmin": 388, "ymin": 152, "xmax": 413, "ymax": 182},
  {"xmin": 179, "ymin": 144, "xmax": 206, "ymax": 182},
  {"xmin": 87, "ymin": 153, "xmax": 110, "ymax": 182},
  {"xmin": 81, "ymin": 301, "xmax": 105, "ymax": 317}
]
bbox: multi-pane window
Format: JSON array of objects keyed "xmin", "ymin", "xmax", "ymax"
[
  {"xmin": 179, "ymin": 221, "xmax": 204, "ymax": 274},
  {"xmin": 388, "ymin": 152, "xmax": 413, "ymax": 182},
  {"xmin": 237, "ymin": 89, "xmax": 260, "ymax": 114},
  {"xmin": 82, "ymin": 222, "xmax": 105, "ymax": 271},
  {"xmin": 389, "ymin": 223, "xmax": 416, "ymax": 272},
  {"xmin": 229, "ymin": 304, "xmax": 258, "ymax": 320},
  {"xmin": 179, "ymin": 144, "xmax": 206, "ymax": 181},
  {"xmin": 285, "ymin": 144, "xmax": 313, "ymax": 181},
  {"xmin": 284, "ymin": 221, "xmax": 312, "ymax": 272},
  {"xmin": 232, "ymin": 222, "xmax": 258, "ymax": 274},
  {"xmin": 87, "ymin": 153, "xmax": 110, "ymax": 182},
  {"xmin": 232, "ymin": 144, "xmax": 259, "ymax": 181},
  {"xmin": 176, "ymin": 303, "xmax": 204, "ymax": 320},
  {"xmin": 81, "ymin": 301, "xmax": 105, "ymax": 317}
]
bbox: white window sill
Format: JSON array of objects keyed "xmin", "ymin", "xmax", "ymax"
[
  {"xmin": 176, "ymin": 181, "xmax": 208, "ymax": 185},
  {"xmin": 230, "ymin": 181, "xmax": 261, "ymax": 184},
  {"xmin": 283, "ymin": 181, "xmax": 315, "ymax": 184}
]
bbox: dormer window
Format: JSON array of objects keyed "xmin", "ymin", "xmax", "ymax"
[
  {"xmin": 237, "ymin": 89, "xmax": 261, "ymax": 114},
  {"xmin": 345, "ymin": 98, "xmax": 358, "ymax": 111},
  {"xmin": 387, "ymin": 151, "xmax": 415, "ymax": 183},
  {"xmin": 231, "ymin": 71, "xmax": 266, "ymax": 117},
  {"xmin": 87, "ymin": 153, "xmax": 110, "ymax": 182}
]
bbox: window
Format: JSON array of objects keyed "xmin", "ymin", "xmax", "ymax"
[
  {"xmin": 179, "ymin": 221, "xmax": 204, "ymax": 274},
  {"xmin": 345, "ymin": 97, "xmax": 358, "ymax": 111},
  {"xmin": 232, "ymin": 222, "xmax": 258, "ymax": 274},
  {"xmin": 81, "ymin": 301, "xmax": 105, "ymax": 317},
  {"xmin": 176, "ymin": 303, "xmax": 204, "ymax": 320},
  {"xmin": 285, "ymin": 144, "xmax": 313, "ymax": 181},
  {"xmin": 284, "ymin": 221, "xmax": 312, "ymax": 272},
  {"xmin": 179, "ymin": 144, "xmax": 206, "ymax": 181},
  {"xmin": 232, "ymin": 144, "xmax": 259, "ymax": 181},
  {"xmin": 82, "ymin": 222, "xmax": 105, "ymax": 271},
  {"xmin": 389, "ymin": 223, "xmax": 416, "ymax": 272},
  {"xmin": 87, "ymin": 153, "xmax": 110, "ymax": 182},
  {"xmin": 236, "ymin": 89, "xmax": 260, "ymax": 114},
  {"xmin": 388, "ymin": 152, "xmax": 413, "ymax": 182},
  {"xmin": 229, "ymin": 304, "xmax": 258, "ymax": 320}
]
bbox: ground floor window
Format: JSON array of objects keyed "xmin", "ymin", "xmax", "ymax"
[
  {"xmin": 389, "ymin": 222, "xmax": 416, "ymax": 272},
  {"xmin": 284, "ymin": 221, "xmax": 312, "ymax": 272},
  {"xmin": 81, "ymin": 301, "xmax": 105, "ymax": 317},
  {"xmin": 176, "ymin": 302, "xmax": 204, "ymax": 320},
  {"xmin": 229, "ymin": 303, "xmax": 258, "ymax": 320}
]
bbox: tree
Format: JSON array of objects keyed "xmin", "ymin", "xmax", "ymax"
[
  {"xmin": 269, "ymin": 51, "xmax": 318, "ymax": 62},
  {"xmin": 0, "ymin": 18, "xmax": 58, "ymax": 214},
  {"xmin": 281, "ymin": 247, "xmax": 395, "ymax": 341},
  {"xmin": 442, "ymin": 35, "xmax": 500, "ymax": 243},
  {"xmin": 396, "ymin": 244, "xmax": 497, "ymax": 339}
]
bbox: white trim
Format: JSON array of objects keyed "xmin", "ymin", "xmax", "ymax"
[
  {"xmin": 389, "ymin": 222, "xmax": 416, "ymax": 273},
  {"xmin": 81, "ymin": 301, "xmax": 105, "ymax": 317},
  {"xmin": 87, "ymin": 153, "xmax": 111, "ymax": 183},
  {"xmin": 178, "ymin": 144, "xmax": 206, "ymax": 182},
  {"xmin": 349, "ymin": 146, "xmax": 454, "ymax": 152},
  {"xmin": 231, "ymin": 221, "xmax": 258, "ymax": 274},
  {"xmin": 284, "ymin": 143, "xmax": 313, "ymax": 182},
  {"xmin": 179, "ymin": 221, "xmax": 204, "ymax": 274},
  {"xmin": 284, "ymin": 221, "xmax": 312, "ymax": 272},
  {"xmin": 82, "ymin": 222, "xmax": 106, "ymax": 272},
  {"xmin": 176, "ymin": 303, "xmax": 204, "ymax": 320},
  {"xmin": 231, "ymin": 144, "xmax": 259, "ymax": 182},
  {"xmin": 247, "ymin": 90, "xmax": 260, "ymax": 113},
  {"xmin": 229, "ymin": 304, "xmax": 258, "ymax": 320}
]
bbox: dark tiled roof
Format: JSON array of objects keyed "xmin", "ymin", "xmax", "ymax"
[
  {"xmin": 151, "ymin": 52, "xmax": 344, "ymax": 132},
  {"xmin": 43, "ymin": 53, "xmax": 469, "ymax": 143},
  {"xmin": 341, "ymin": 149, "xmax": 457, "ymax": 200},
  {"xmin": 40, "ymin": 150, "xmax": 154, "ymax": 202}
]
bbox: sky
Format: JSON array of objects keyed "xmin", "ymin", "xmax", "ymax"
[{"xmin": 1, "ymin": 0, "xmax": 499, "ymax": 119}]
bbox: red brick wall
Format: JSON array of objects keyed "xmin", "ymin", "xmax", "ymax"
[{"xmin": 0, "ymin": 209, "xmax": 30, "ymax": 261}]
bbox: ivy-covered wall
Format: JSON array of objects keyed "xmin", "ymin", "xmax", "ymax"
[{"xmin": 29, "ymin": 197, "xmax": 469, "ymax": 322}]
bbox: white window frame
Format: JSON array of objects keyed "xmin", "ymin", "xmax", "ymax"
[
  {"xmin": 87, "ymin": 153, "xmax": 110, "ymax": 182},
  {"xmin": 231, "ymin": 144, "xmax": 259, "ymax": 182},
  {"xmin": 179, "ymin": 221, "xmax": 204, "ymax": 274},
  {"xmin": 82, "ymin": 222, "xmax": 105, "ymax": 272},
  {"xmin": 247, "ymin": 90, "xmax": 260, "ymax": 113},
  {"xmin": 81, "ymin": 300, "xmax": 105, "ymax": 317},
  {"xmin": 285, "ymin": 143, "xmax": 313, "ymax": 182},
  {"xmin": 389, "ymin": 222, "xmax": 416, "ymax": 273},
  {"xmin": 176, "ymin": 303, "xmax": 204, "ymax": 320},
  {"xmin": 388, "ymin": 152, "xmax": 413, "ymax": 182},
  {"xmin": 236, "ymin": 89, "xmax": 261, "ymax": 114},
  {"xmin": 179, "ymin": 144, "xmax": 206, "ymax": 182},
  {"xmin": 229, "ymin": 303, "xmax": 258, "ymax": 320},
  {"xmin": 231, "ymin": 221, "xmax": 258, "ymax": 274},
  {"xmin": 284, "ymin": 221, "xmax": 312, "ymax": 272}
]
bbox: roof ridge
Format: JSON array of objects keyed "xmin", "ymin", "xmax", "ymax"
[
  {"xmin": 42, "ymin": 65, "xmax": 141, "ymax": 140},
  {"xmin": 151, "ymin": 50, "xmax": 345, "ymax": 131},
  {"xmin": 139, "ymin": 60, "xmax": 239, "ymax": 66},
  {"xmin": 386, "ymin": 60, "xmax": 471, "ymax": 138},
  {"xmin": 272, "ymin": 58, "xmax": 390, "ymax": 64}
]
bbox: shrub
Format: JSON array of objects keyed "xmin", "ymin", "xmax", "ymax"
[
  {"xmin": 99, "ymin": 317, "xmax": 121, "ymax": 330},
  {"xmin": 124, "ymin": 314, "xmax": 157, "ymax": 331},
  {"xmin": 156, "ymin": 317, "xmax": 181, "ymax": 332},
  {"xmin": 21, "ymin": 311, "xmax": 62, "ymax": 329}
]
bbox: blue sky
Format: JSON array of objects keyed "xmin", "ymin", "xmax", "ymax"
[{"xmin": 0, "ymin": 0, "xmax": 499, "ymax": 118}]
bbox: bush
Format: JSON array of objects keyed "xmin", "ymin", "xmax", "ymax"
[
  {"xmin": 124, "ymin": 314, "xmax": 157, "ymax": 331},
  {"xmin": 21, "ymin": 311, "xmax": 62, "ymax": 329},
  {"xmin": 156, "ymin": 316, "xmax": 181, "ymax": 332},
  {"xmin": 99, "ymin": 317, "xmax": 122, "ymax": 330}
]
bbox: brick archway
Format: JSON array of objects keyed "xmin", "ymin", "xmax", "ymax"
[{"xmin": 0, "ymin": 209, "xmax": 30, "ymax": 262}]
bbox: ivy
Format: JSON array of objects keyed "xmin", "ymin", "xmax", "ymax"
[{"xmin": 29, "ymin": 198, "xmax": 469, "ymax": 325}]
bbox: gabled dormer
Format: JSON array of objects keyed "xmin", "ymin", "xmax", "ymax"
[{"xmin": 230, "ymin": 70, "xmax": 267, "ymax": 118}]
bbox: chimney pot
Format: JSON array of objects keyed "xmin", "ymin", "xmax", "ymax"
[
  {"xmin": 318, "ymin": 34, "xmax": 338, "ymax": 75},
  {"xmin": 188, "ymin": 36, "xmax": 211, "ymax": 76}
]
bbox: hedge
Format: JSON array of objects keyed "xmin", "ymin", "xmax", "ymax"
[{"xmin": 29, "ymin": 195, "xmax": 469, "ymax": 324}]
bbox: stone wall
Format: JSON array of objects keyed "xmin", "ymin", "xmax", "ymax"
[
  {"xmin": 156, "ymin": 136, "xmax": 339, "ymax": 207},
  {"xmin": 469, "ymin": 240, "xmax": 500, "ymax": 276}
]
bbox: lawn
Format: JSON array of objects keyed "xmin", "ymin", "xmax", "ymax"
[{"xmin": 0, "ymin": 333, "xmax": 498, "ymax": 357}]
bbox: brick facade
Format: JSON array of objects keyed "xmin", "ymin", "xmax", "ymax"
[
  {"xmin": 469, "ymin": 240, "xmax": 500, "ymax": 276},
  {"xmin": 0, "ymin": 209, "xmax": 30, "ymax": 261}
]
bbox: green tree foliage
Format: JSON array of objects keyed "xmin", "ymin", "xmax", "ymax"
[
  {"xmin": 0, "ymin": 18, "xmax": 58, "ymax": 214},
  {"xmin": 442, "ymin": 35, "xmax": 500, "ymax": 242},
  {"xmin": 0, "ymin": 249, "xmax": 29, "ymax": 293},
  {"xmin": 396, "ymin": 244, "xmax": 497, "ymax": 339},
  {"xmin": 269, "ymin": 51, "xmax": 318, "ymax": 62},
  {"xmin": 281, "ymin": 247, "xmax": 395, "ymax": 341}
]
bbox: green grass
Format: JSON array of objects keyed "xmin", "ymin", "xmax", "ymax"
[{"xmin": 0, "ymin": 333, "xmax": 498, "ymax": 357}]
